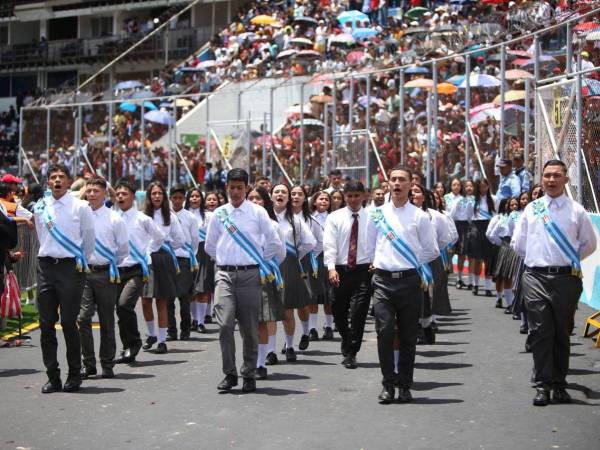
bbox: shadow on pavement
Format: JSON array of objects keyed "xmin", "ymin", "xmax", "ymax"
[
  {"xmin": 434, "ymin": 341, "xmax": 469, "ymax": 346},
  {"xmin": 0, "ymin": 368, "xmax": 41, "ymax": 377},
  {"xmin": 416, "ymin": 350, "xmax": 466, "ymax": 358},
  {"xmin": 258, "ymin": 387, "xmax": 308, "ymax": 396},
  {"xmin": 415, "ymin": 362, "xmax": 473, "ymax": 370},
  {"xmin": 78, "ymin": 386, "xmax": 126, "ymax": 394},
  {"xmin": 435, "ymin": 329, "xmax": 471, "ymax": 334},
  {"xmin": 293, "ymin": 359, "xmax": 337, "ymax": 366},
  {"xmin": 437, "ymin": 322, "xmax": 473, "ymax": 327},
  {"xmin": 412, "ymin": 381, "xmax": 463, "ymax": 391},
  {"xmin": 115, "ymin": 372, "xmax": 155, "ymax": 380},
  {"xmin": 568, "ymin": 368, "xmax": 600, "ymax": 376},
  {"xmin": 132, "ymin": 359, "xmax": 187, "ymax": 367},
  {"xmin": 410, "ymin": 397, "xmax": 464, "ymax": 404},
  {"xmin": 568, "ymin": 382, "xmax": 600, "ymax": 400},
  {"xmin": 163, "ymin": 348, "xmax": 203, "ymax": 354},
  {"xmin": 267, "ymin": 372, "xmax": 310, "ymax": 381},
  {"xmin": 300, "ymin": 350, "xmax": 341, "ymax": 357}
]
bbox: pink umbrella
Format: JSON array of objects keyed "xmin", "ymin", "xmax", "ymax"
[
  {"xmin": 346, "ymin": 51, "xmax": 365, "ymax": 64},
  {"xmin": 469, "ymin": 103, "xmax": 496, "ymax": 116}
]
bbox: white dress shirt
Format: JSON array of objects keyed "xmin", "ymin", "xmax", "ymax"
[
  {"xmin": 507, "ymin": 210, "xmax": 523, "ymax": 236},
  {"xmin": 118, "ymin": 206, "xmax": 164, "ymax": 268},
  {"xmin": 443, "ymin": 192, "xmax": 461, "ymax": 211},
  {"xmin": 429, "ymin": 208, "xmax": 454, "ymax": 251},
  {"xmin": 189, "ymin": 208, "xmax": 212, "ymax": 242},
  {"xmin": 205, "ymin": 200, "xmax": 284, "ymax": 266},
  {"xmin": 473, "ymin": 195, "xmax": 496, "ymax": 221},
  {"xmin": 449, "ymin": 195, "xmax": 475, "ymax": 221},
  {"xmin": 323, "ymin": 206, "xmax": 371, "ymax": 270},
  {"xmin": 174, "ymin": 208, "xmax": 200, "ymax": 258},
  {"xmin": 297, "ymin": 212, "xmax": 323, "ymax": 255},
  {"xmin": 443, "ymin": 211, "xmax": 459, "ymax": 245},
  {"xmin": 312, "ymin": 211, "xmax": 328, "ymax": 229},
  {"xmin": 88, "ymin": 205, "xmax": 129, "ymax": 266},
  {"xmin": 276, "ymin": 210, "xmax": 316, "ymax": 259},
  {"xmin": 511, "ymin": 194, "xmax": 597, "ymax": 267},
  {"xmin": 149, "ymin": 209, "xmax": 185, "ymax": 253},
  {"xmin": 259, "ymin": 220, "xmax": 287, "ymax": 264},
  {"xmin": 35, "ymin": 192, "xmax": 95, "ymax": 260},
  {"xmin": 367, "ymin": 202, "xmax": 439, "ymax": 271}
]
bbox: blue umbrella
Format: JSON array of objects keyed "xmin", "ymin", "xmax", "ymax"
[
  {"xmin": 144, "ymin": 110, "xmax": 176, "ymax": 126},
  {"xmin": 179, "ymin": 66, "xmax": 206, "ymax": 73},
  {"xmin": 352, "ymin": 28, "xmax": 379, "ymax": 40},
  {"xmin": 466, "ymin": 44, "xmax": 486, "ymax": 59},
  {"xmin": 447, "ymin": 75, "xmax": 465, "ymax": 86},
  {"xmin": 520, "ymin": 55, "xmax": 558, "ymax": 72},
  {"xmin": 119, "ymin": 102, "xmax": 137, "ymax": 113},
  {"xmin": 130, "ymin": 90, "xmax": 154, "ymax": 99},
  {"xmin": 459, "ymin": 74, "xmax": 501, "ymax": 88},
  {"xmin": 404, "ymin": 65, "xmax": 429, "ymax": 74},
  {"xmin": 115, "ymin": 80, "xmax": 144, "ymax": 90},
  {"xmin": 143, "ymin": 101, "xmax": 157, "ymax": 111},
  {"xmin": 338, "ymin": 10, "xmax": 369, "ymax": 26}
]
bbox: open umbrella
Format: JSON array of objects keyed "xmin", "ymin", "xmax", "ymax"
[
  {"xmin": 337, "ymin": 10, "xmax": 369, "ymax": 26},
  {"xmin": 352, "ymin": 28, "xmax": 379, "ymax": 40},
  {"xmin": 519, "ymin": 55, "xmax": 558, "ymax": 72},
  {"xmin": 144, "ymin": 110, "xmax": 176, "ymax": 126},
  {"xmin": 143, "ymin": 101, "xmax": 157, "ymax": 111},
  {"xmin": 115, "ymin": 80, "xmax": 144, "ymax": 90},
  {"xmin": 329, "ymin": 33, "xmax": 355, "ymax": 46},
  {"xmin": 174, "ymin": 98, "xmax": 195, "ymax": 108},
  {"xmin": 276, "ymin": 49, "xmax": 298, "ymax": 59},
  {"xmin": 573, "ymin": 22, "xmax": 600, "ymax": 32},
  {"xmin": 346, "ymin": 51, "xmax": 365, "ymax": 64},
  {"xmin": 469, "ymin": 103, "xmax": 496, "ymax": 116},
  {"xmin": 130, "ymin": 90, "xmax": 155, "ymax": 99},
  {"xmin": 493, "ymin": 90, "xmax": 527, "ymax": 104},
  {"xmin": 446, "ymin": 75, "xmax": 465, "ymax": 86},
  {"xmin": 404, "ymin": 65, "xmax": 429, "ymax": 74},
  {"xmin": 459, "ymin": 74, "xmax": 501, "ymax": 88},
  {"xmin": 585, "ymin": 29, "xmax": 600, "ymax": 41},
  {"xmin": 405, "ymin": 7, "xmax": 430, "ymax": 19},
  {"xmin": 470, "ymin": 104, "xmax": 526, "ymax": 125},
  {"xmin": 197, "ymin": 60, "xmax": 217, "ymax": 69},
  {"xmin": 297, "ymin": 50, "xmax": 321, "ymax": 59},
  {"xmin": 503, "ymin": 69, "xmax": 534, "ymax": 80},
  {"xmin": 119, "ymin": 102, "xmax": 137, "ymax": 113},
  {"xmin": 507, "ymin": 49, "xmax": 531, "ymax": 58},
  {"xmin": 290, "ymin": 37, "xmax": 314, "ymax": 47},
  {"xmin": 404, "ymin": 78, "xmax": 434, "ymax": 89},
  {"xmin": 292, "ymin": 118, "xmax": 325, "ymax": 128},
  {"xmin": 294, "ymin": 16, "xmax": 318, "ymax": 26},
  {"xmin": 250, "ymin": 15, "xmax": 278, "ymax": 26},
  {"xmin": 437, "ymin": 82, "xmax": 458, "ymax": 95}
]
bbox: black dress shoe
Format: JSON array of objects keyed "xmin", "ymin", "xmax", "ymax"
[
  {"xmin": 41, "ymin": 378, "xmax": 62, "ymax": 394},
  {"xmin": 63, "ymin": 376, "xmax": 82, "ymax": 392},
  {"xmin": 256, "ymin": 367, "xmax": 267, "ymax": 380},
  {"xmin": 495, "ymin": 299, "xmax": 503, "ymax": 309},
  {"xmin": 397, "ymin": 388, "xmax": 413, "ymax": 403},
  {"xmin": 485, "ymin": 290, "xmax": 493, "ymax": 297},
  {"xmin": 430, "ymin": 321, "xmax": 438, "ymax": 331},
  {"xmin": 322, "ymin": 327, "xmax": 334, "ymax": 340},
  {"xmin": 204, "ymin": 315, "xmax": 213, "ymax": 324},
  {"xmin": 190, "ymin": 320, "xmax": 198, "ymax": 332},
  {"xmin": 512, "ymin": 313, "xmax": 520, "ymax": 320},
  {"xmin": 378, "ymin": 385, "xmax": 395, "ymax": 404},
  {"xmin": 101, "ymin": 367, "xmax": 115, "ymax": 379},
  {"xmin": 198, "ymin": 324, "xmax": 207, "ymax": 333},
  {"xmin": 423, "ymin": 325, "xmax": 436, "ymax": 345},
  {"xmin": 520, "ymin": 325, "xmax": 528, "ymax": 335},
  {"xmin": 166, "ymin": 333, "xmax": 178, "ymax": 342},
  {"xmin": 115, "ymin": 348, "xmax": 135, "ymax": 364},
  {"xmin": 180, "ymin": 331, "xmax": 190, "ymax": 340},
  {"xmin": 217, "ymin": 374, "xmax": 238, "ymax": 391},
  {"xmin": 504, "ymin": 307, "xmax": 513, "ymax": 315},
  {"xmin": 552, "ymin": 387, "xmax": 571, "ymax": 404},
  {"xmin": 298, "ymin": 334, "xmax": 310, "ymax": 350},
  {"xmin": 343, "ymin": 355, "xmax": 357, "ymax": 369},
  {"xmin": 416, "ymin": 325, "xmax": 426, "ymax": 345},
  {"xmin": 285, "ymin": 347, "xmax": 297, "ymax": 362},
  {"xmin": 472, "ymin": 286, "xmax": 479, "ymax": 296},
  {"xmin": 369, "ymin": 306, "xmax": 375, "ymax": 317},
  {"xmin": 154, "ymin": 342, "xmax": 168, "ymax": 354},
  {"xmin": 241, "ymin": 378, "xmax": 256, "ymax": 393},
  {"xmin": 456, "ymin": 280, "xmax": 466, "ymax": 289},
  {"xmin": 142, "ymin": 336, "xmax": 157, "ymax": 350},
  {"xmin": 309, "ymin": 328, "xmax": 319, "ymax": 341},
  {"xmin": 130, "ymin": 341, "xmax": 143, "ymax": 358},
  {"xmin": 81, "ymin": 366, "xmax": 97, "ymax": 379},
  {"xmin": 467, "ymin": 284, "xmax": 473, "ymax": 291},
  {"xmin": 281, "ymin": 344, "xmax": 287, "ymax": 355},
  {"xmin": 265, "ymin": 351, "xmax": 278, "ymax": 365},
  {"xmin": 533, "ymin": 388, "xmax": 550, "ymax": 406}
]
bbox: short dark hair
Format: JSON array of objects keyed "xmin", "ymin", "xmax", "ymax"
[
  {"xmin": 389, "ymin": 164, "xmax": 412, "ymax": 180},
  {"xmin": 114, "ymin": 179, "xmax": 136, "ymax": 194},
  {"xmin": 169, "ymin": 184, "xmax": 187, "ymax": 196},
  {"xmin": 543, "ymin": 159, "xmax": 567, "ymax": 174},
  {"xmin": 256, "ymin": 175, "xmax": 269, "ymax": 183},
  {"xmin": 86, "ymin": 177, "xmax": 107, "ymax": 190},
  {"xmin": 0, "ymin": 183, "xmax": 11, "ymax": 198},
  {"xmin": 227, "ymin": 168, "xmax": 249, "ymax": 185},
  {"xmin": 329, "ymin": 169, "xmax": 342, "ymax": 177},
  {"xmin": 344, "ymin": 180, "xmax": 365, "ymax": 193},
  {"xmin": 47, "ymin": 163, "xmax": 71, "ymax": 179}
]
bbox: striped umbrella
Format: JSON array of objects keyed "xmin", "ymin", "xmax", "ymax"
[{"xmin": 0, "ymin": 272, "xmax": 21, "ymax": 319}]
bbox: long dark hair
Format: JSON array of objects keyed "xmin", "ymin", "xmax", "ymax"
[
  {"xmin": 291, "ymin": 185, "xmax": 313, "ymax": 222},
  {"xmin": 473, "ymin": 178, "xmax": 495, "ymax": 215},
  {"xmin": 144, "ymin": 181, "xmax": 170, "ymax": 225},
  {"xmin": 271, "ymin": 183, "xmax": 299, "ymax": 247},
  {"xmin": 330, "ymin": 188, "xmax": 346, "ymax": 210},
  {"xmin": 310, "ymin": 190, "xmax": 332, "ymax": 213},
  {"xmin": 411, "ymin": 183, "xmax": 434, "ymax": 212},
  {"xmin": 247, "ymin": 186, "xmax": 277, "ymax": 221},
  {"xmin": 204, "ymin": 191, "xmax": 220, "ymax": 211},
  {"xmin": 497, "ymin": 198, "xmax": 510, "ymax": 215},
  {"xmin": 185, "ymin": 187, "xmax": 205, "ymax": 218}
]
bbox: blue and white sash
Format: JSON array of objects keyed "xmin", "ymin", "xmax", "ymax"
[
  {"xmin": 308, "ymin": 251, "xmax": 319, "ymax": 278},
  {"xmin": 440, "ymin": 244, "xmax": 450, "ymax": 270},
  {"xmin": 34, "ymin": 198, "xmax": 89, "ymax": 272},
  {"xmin": 129, "ymin": 241, "xmax": 149, "ymax": 281},
  {"xmin": 183, "ymin": 242, "xmax": 200, "ymax": 272},
  {"xmin": 370, "ymin": 208, "xmax": 433, "ymax": 287},
  {"xmin": 198, "ymin": 228, "xmax": 207, "ymax": 241},
  {"xmin": 267, "ymin": 259, "xmax": 284, "ymax": 290},
  {"xmin": 215, "ymin": 209, "xmax": 277, "ymax": 285},
  {"xmin": 531, "ymin": 199, "xmax": 582, "ymax": 278},
  {"xmin": 161, "ymin": 242, "xmax": 181, "ymax": 274},
  {"xmin": 94, "ymin": 239, "xmax": 120, "ymax": 283},
  {"xmin": 286, "ymin": 241, "xmax": 307, "ymax": 277},
  {"xmin": 478, "ymin": 208, "xmax": 493, "ymax": 220}
]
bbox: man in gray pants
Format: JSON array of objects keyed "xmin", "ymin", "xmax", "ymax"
[{"xmin": 205, "ymin": 168, "xmax": 283, "ymax": 393}]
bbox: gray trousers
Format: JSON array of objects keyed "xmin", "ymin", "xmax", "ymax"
[
  {"xmin": 78, "ymin": 268, "xmax": 118, "ymax": 369},
  {"xmin": 116, "ymin": 266, "xmax": 144, "ymax": 351},
  {"xmin": 214, "ymin": 268, "xmax": 261, "ymax": 379},
  {"xmin": 523, "ymin": 269, "xmax": 582, "ymax": 389}
]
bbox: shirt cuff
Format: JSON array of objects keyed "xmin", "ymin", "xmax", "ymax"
[{"xmin": 327, "ymin": 264, "xmax": 336, "ymax": 271}]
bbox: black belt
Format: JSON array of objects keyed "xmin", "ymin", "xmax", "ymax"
[
  {"xmin": 88, "ymin": 264, "xmax": 109, "ymax": 271},
  {"xmin": 375, "ymin": 268, "xmax": 418, "ymax": 279},
  {"xmin": 528, "ymin": 266, "xmax": 573, "ymax": 275},
  {"xmin": 38, "ymin": 257, "xmax": 75, "ymax": 264},
  {"xmin": 335, "ymin": 263, "xmax": 370, "ymax": 272},
  {"xmin": 218, "ymin": 264, "xmax": 259, "ymax": 272},
  {"xmin": 119, "ymin": 264, "xmax": 141, "ymax": 273}
]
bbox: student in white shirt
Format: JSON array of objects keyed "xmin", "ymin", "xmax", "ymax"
[{"xmin": 448, "ymin": 178, "xmax": 475, "ymax": 289}]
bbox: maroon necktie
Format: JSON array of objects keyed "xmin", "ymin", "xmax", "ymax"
[{"xmin": 347, "ymin": 213, "xmax": 359, "ymax": 269}]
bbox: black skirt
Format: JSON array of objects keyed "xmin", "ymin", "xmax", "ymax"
[
  {"xmin": 467, "ymin": 220, "xmax": 493, "ymax": 261},
  {"xmin": 142, "ymin": 248, "xmax": 178, "ymax": 299},
  {"xmin": 431, "ymin": 256, "xmax": 452, "ymax": 315},
  {"xmin": 304, "ymin": 253, "xmax": 330, "ymax": 305},
  {"xmin": 193, "ymin": 242, "xmax": 215, "ymax": 295},
  {"xmin": 260, "ymin": 280, "xmax": 285, "ymax": 322},
  {"xmin": 280, "ymin": 254, "xmax": 312, "ymax": 309},
  {"xmin": 454, "ymin": 220, "xmax": 470, "ymax": 256}
]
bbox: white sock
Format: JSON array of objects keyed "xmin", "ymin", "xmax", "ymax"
[
  {"xmin": 420, "ymin": 316, "xmax": 432, "ymax": 328},
  {"xmin": 301, "ymin": 320, "xmax": 309, "ymax": 335},
  {"xmin": 473, "ymin": 275, "xmax": 480, "ymax": 287},
  {"xmin": 496, "ymin": 292, "xmax": 502, "ymax": 300},
  {"xmin": 285, "ymin": 334, "xmax": 294, "ymax": 350},
  {"xmin": 197, "ymin": 302, "xmax": 207, "ymax": 325},
  {"xmin": 325, "ymin": 314, "xmax": 334, "ymax": 328},
  {"xmin": 484, "ymin": 278, "xmax": 492, "ymax": 290},
  {"xmin": 190, "ymin": 303, "xmax": 197, "ymax": 321},
  {"xmin": 257, "ymin": 343, "xmax": 268, "ymax": 368},
  {"xmin": 146, "ymin": 320, "xmax": 156, "ymax": 337},
  {"xmin": 206, "ymin": 299, "xmax": 212, "ymax": 316},
  {"xmin": 521, "ymin": 313, "xmax": 527, "ymax": 327},
  {"xmin": 394, "ymin": 350, "xmax": 400, "ymax": 373},
  {"xmin": 158, "ymin": 327, "xmax": 167, "ymax": 343},
  {"xmin": 503, "ymin": 289, "xmax": 514, "ymax": 307},
  {"xmin": 308, "ymin": 313, "xmax": 318, "ymax": 331},
  {"xmin": 268, "ymin": 334, "xmax": 276, "ymax": 354},
  {"xmin": 457, "ymin": 271, "xmax": 463, "ymax": 281}
]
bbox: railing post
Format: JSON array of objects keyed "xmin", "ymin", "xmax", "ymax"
[
  {"xmin": 365, "ymin": 74, "xmax": 371, "ymax": 188},
  {"xmin": 432, "ymin": 60, "xmax": 438, "ymax": 186},
  {"xmin": 399, "ymin": 68, "xmax": 405, "ymax": 165},
  {"xmin": 575, "ymin": 48, "xmax": 583, "ymax": 203},
  {"xmin": 465, "ymin": 55, "xmax": 471, "ymax": 180},
  {"xmin": 300, "ymin": 82, "xmax": 305, "ymax": 184},
  {"xmin": 524, "ymin": 77, "xmax": 531, "ymax": 168},
  {"xmin": 138, "ymin": 102, "xmax": 143, "ymax": 189},
  {"xmin": 499, "ymin": 44, "xmax": 506, "ymax": 158}
]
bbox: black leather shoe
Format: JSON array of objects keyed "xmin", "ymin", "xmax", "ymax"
[
  {"xmin": 154, "ymin": 342, "xmax": 168, "ymax": 354},
  {"xmin": 309, "ymin": 329, "xmax": 319, "ymax": 341},
  {"xmin": 552, "ymin": 387, "xmax": 571, "ymax": 404},
  {"xmin": 198, "ymin": 324, "xmax": 207, "ymax": 334},
  {"xmin": 115, "ymin": 348, "xmax": 135, "ymax": 364},
  {"xmin": 63, "ymin": 376, "xmax": 82, "ymax": 393},
  {"xmin": 190, "ymin": 320, "xmax": 198, "ymax": 332},
  {"xmin": 180, "ymin": 331, "xmax": 190, "ymax": 340},
  {"xmin": 41, "ymin": 378, "xmax": 62, "ymax": 394},
  {"xmin": 378, "ymin": 385, "xmax": 395, "ymax": 404},
  {"xmin": 281, "ymin": 344, "xmax": 287, "ymax": 355},
  {"xmin": 512, "ymin": 313, "xmax": 520, "ymax": 320},
  {"xmin": 416, "ymin": 325, "xmax": 426, "ymax": 345},
  {"xmin": 467, "ymin": 284, "xmax": 473, "ymax": 291},
  {"xmin": 217, "ymin": 374, "xmax": 238, "ymax": 391},
  {"xmin": 369, "ymin": 306, "xmax": 375, "ymax": 317},
  {"xmin": 504, "ymin": 307, "xmax": 513, "ymax": 315},
  {"xmin": 204, "ymin": 315, "xmax": 213, "ymax": 324},
  {"xmin": 343, "ymin": 355, "xmax": 357, "ymax": 369},
  {"xmin": 256, "ymin": 367, "xmax": 267, "ymax": 380},
  {"xmin": 166, "ymin": 333, "xmax": 178, "ymax": 342},
  {"xmin": 473, "ymin": 286, "xmax": 479, "ymax": 296},
  {"xmin": 495, "ymin": 299, "xmax": 503, "ymax": 309},
  {"xmin": 142, "ymin": 336, "xmax": 157, "ymax": 351},
  {"xmin": 265, "ymin": 351, "xmax": 278, "ymax": 365},
  {"xmin": 285, "ymin": 347, "xmax": 297, "ymax": 362},
  {"xmin": 322, "ymin": 327, "xmax": 334, "ymax": 340},
  {"xmin": 130, "ymin": 341, "xmax": 143, "ymax": 358},
  {"xmin": 533, "ymin": 388, "xmax": 550, "ymax": 406},
  {"xmin": 423, "ymin": 325, "xmax": 436, "ymax": 345},
  {"xmin": 520, "ymin": 325, "xmax": 528, "ymax": 335},
  {"xmin": 485, "ymin": 290, "xmax": 493, "ymax": 297},
  {"xmin": 101, "ymin": 367, "xmax": 115, "ymax": 379},
  {"xmin": 298, "ymin": 334, "xmax": 310, "ymax": 350},
  {"xmin": 241, "ymin": 378, "xmax": 256, "ymax": 393},
  {"xmin": 397, "ymin": 388, "xmax": 413, "ymax": 403},
  {"xmin": 81, "ymin": 366, "xmax": 97, "ymax": 379},
  {"xmin": 430, "ymin": 321, "xmax": 438, "ymax": 331},
  {"xmin": 456, "ymin": 280, "xmax": 466, "ymax": 289}
]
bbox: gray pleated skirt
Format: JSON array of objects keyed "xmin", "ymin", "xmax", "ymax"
[
  {"xmin": 281, "ymin": 254, "xmax": 312, "ymax": 309},
  {"xmin": 493, "ymin": 240, "xmax": 520, "ymax": 280},
  {"xmin": 260, "ymin": 280, "xmax": 285, "ymax": 322},
  {"xmin": 142, "ymin": 249, "xmax": 178, "ymax": 299},
  {"xmin": 303, "ymin": 253, "xmax": 329, "ymax": 304},
  {"xmin": 193, "ymin": 242, "xmax": 215, "ymax": 295},
  {"xmin": 431, "ymin": 256, "xmax": 452, "ymax": 315}
]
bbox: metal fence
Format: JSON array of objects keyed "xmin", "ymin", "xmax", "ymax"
[{"xmin": 12, "ymin": 224, "xmax": 39, "ymax": 296}]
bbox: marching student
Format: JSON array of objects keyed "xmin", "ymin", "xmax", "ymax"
[
  {"xmin": 446, "ymin": 178, "xmax": 473, "ymax": 288},
  {"xmin": 168, "ymin": 185, "xmax": 200, "ymax": 341},
  {"xmin": 512, "ymin": 160, "xmax": 596, "ymax": 406},
  {"xmin": 202, "ymin": 191, "xmax": 221, "ymax": 324},
  {"xmin": 34, "ymin": 163, "xmax": 95, "ymax": 393},
  {"xmin": 486, "ymin": 198, "xmax": 513, "ymax": 311},
  {"xmin": 141, "ymin": 182, "xmax": 185, "ymax": 354},
  {"xmin": 323, "ymin": 180, "xmax": 371, "ymax": 369},
  {"xmin": 205, "ymin": 169, "xmax": 283, "ymax": 393},
  {"xmin": 367, "ymin": 165, "xmax": 438, "ymax": 404},
  {"xmin": 78, "ymin": 177, "xmax": 129, "ymax": 379},
  {"xmin": 114, "ymin": 180, "xmax": 164, "ymax": 364}
]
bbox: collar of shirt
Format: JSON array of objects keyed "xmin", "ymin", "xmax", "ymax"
[
  {"xmin": 48, "ymin": 192, "xmax": 72, "ymax": 207},
  {"xmin": 544, "ymin": 193, "xmax": 567, "ymax": 210}
]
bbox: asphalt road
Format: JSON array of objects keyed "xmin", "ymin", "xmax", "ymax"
[{"xmin": 1, "ymin": 283, "xmax": 599, "ymax": 450}]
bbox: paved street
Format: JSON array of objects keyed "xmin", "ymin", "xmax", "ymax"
[{"xmin": 1, "ymin": 284, "xmax": 599, "ymax": 450}]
